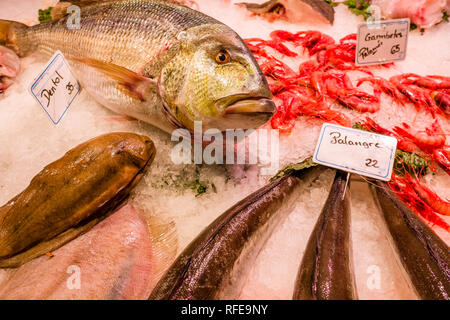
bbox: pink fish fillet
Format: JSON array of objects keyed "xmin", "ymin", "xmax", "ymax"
[
  {"xmin": 0, "ymin": 205, "xmax": 155, "ymax": 300},
  {"xmin": 0, "ymin": 45, "xmax": 20, "ymax": 92},
  {"xmin": 0, "ymin": 45, "xmax": 20, "ymax": 78},
  {"xmin": 372, "ymin": 0, "xmax": 448, "ymax": 28}
]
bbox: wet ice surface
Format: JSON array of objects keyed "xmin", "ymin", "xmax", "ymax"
[
  {"xmin": 0, "ymin": 0, "xmax": 449, "ymax": 299},
  {"xmin": 237, "ymin": 168, "xmax": 335, "ymax": 299},
  {"xmin": 350, "ymin": 180, "xmax": 418, "ymax": 300}
]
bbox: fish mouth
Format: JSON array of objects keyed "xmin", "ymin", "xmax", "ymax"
[{"xmin": 217, "ymin": 94, "xmax": 276, "ymax": 116}]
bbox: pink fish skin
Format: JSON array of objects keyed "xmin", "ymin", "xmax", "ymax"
[
  {"xmin": 0, "ymin": 45, "xmax": 20, "ymax": 78},
  {"xmin": 0, "ymin": 205, "xmax": 155, "ymax": 300},
  {"xmin": 0, "ymin": 45, "xmax": 20, "ymax": 93},
  {"xmin": 373, "ymin": 0, "xmax": 448, "ymax": 29}
]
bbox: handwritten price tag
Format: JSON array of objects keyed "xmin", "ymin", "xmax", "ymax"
[
  {"xmin": 313, "ymin": 124, "xmax": 397, "ymax": 181},
  {"xmin": 30, "ymin": 51, "xmax": 80, "ymax": 124},
  {"xmin": 356, "ymin": 18, "xmax": 409, "ymax": 66}
]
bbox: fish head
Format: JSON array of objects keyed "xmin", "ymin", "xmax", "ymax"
[{"xmin": 159, "ymin": 24, "xmax": 275, "ymax": 132}]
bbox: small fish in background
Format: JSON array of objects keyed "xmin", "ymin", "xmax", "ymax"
[
  {"xmin": 0, "ymin": 45, "xmax": 20, "ymax": 94},
  {"xmin": 236, "ymin": 0, "xmax": 335, "ymax": 24},
  {"xmin": 372, "ymin": 0, "xmax": 450, "ymax": 29},
  {"xmin": 0, "ymin": 0, "xmax": 275, "ymax": 133}
]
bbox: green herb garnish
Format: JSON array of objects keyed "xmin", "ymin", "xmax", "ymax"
[
  {"xmin": 394, "ymin": 149, "xmax": 429, "ymax": 176},
  {"xmin": 352, "ymin": 122, "xmax": 369, "ymax": 131},
  {"xmin": 189, "ymin": 178, "xmax": 208, "ymax": 196},
  {"xmin": 324, "ymin": 0, "xmax": 339, "ymax": 7},
  {"xmin": 442, "ymin": 10, "xmax": 449, "ymax": 22},
  {"xmin": 38, "ymin": 7, "xmax": 53, "ymax": 23},
  {"xmin": 270, "ymin": 157, "xmax": 318, "ymax": 182},
  {"xmin": 343, "ymin": 0, "xmax": 372, "ymax": 20}
]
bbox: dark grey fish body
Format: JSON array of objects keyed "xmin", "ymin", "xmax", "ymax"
[
  {"xmin": 293, "ymin": 170, "xmax": 357, "ymax": 300},
  {"xmin": 150, "ymin": 167, "xmax": 322, "ymax": 300},
  {"xmin": 371, "ymin": 181, "xmax": 450, "ymax": 300}
]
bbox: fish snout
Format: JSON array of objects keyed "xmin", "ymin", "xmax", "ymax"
[
  {"xmin": 114, "ymin": 134, "xmax": 156, "ymax": 169},
  {"xmin": 210, "ymin": 94, "xmax": 276, "ymax": 131},
  {"xmin": 224, "ymin": 97, "xmax": 276, "ymax": 116}
]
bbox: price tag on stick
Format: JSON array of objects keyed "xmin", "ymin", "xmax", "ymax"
[
  {"xmin": 30, "ymin": 51, "xmax": 80, "ymax": 124},
  {"xmin": 313, "ymin": 123, "xmax": 397, "ymax": 181},
  {"xmin": 356, "ymin": 18, "xmax": 409, "ymax": 66}
]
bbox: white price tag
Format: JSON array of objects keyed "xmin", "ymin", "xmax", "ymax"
[
  {"xmin": 356, "ymin": 18, "xmax": 409, "ymax": 66},
  {"xmin": 313, "ymin": 123, "xmax": 397, "ymax": 181},
  {"xmin": 30, "ymin": 51, "xmax": 80, "ymax": 124}
]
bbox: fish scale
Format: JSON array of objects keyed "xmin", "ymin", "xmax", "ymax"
[
  {"xmin": 29, "ymin": 1, "xmax": 215, "ymax": 71},
  {"xmin": 0, "ymin": 0, "xmax": 274, "ymax": 133},
  {"xmin": 17, "ymin": 0, "xmax": 221, "ymax": 131}
]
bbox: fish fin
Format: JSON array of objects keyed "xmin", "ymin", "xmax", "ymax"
[
  {"xmin": 49, "ymin": 1, "xmax": 109, "ymax": 20},
  {"xmin": 236, "ymin": 0, "xmax": 282, "ymax": 14},
  {"xmin": 72, "ymin": 57, "xmax": 156, "ymax": 102},
  {"xmin": 0, "ymin": 218, "xmax": 100, "ymax": 268},
  {"xmin": 49, "ymin": 2, "xmax": 72, "ymax": 21},
  {"xmin": 133, "ymin": 207, "xmax": 178, "ymax": 291},
  {"xmin": 0, "ymin": 20, "xmax": 33, "ymax": 56}
]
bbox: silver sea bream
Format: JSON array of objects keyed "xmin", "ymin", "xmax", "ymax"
[{"xmin": 0, "ymin": 0, "xmax": 275, "ymax": 133}]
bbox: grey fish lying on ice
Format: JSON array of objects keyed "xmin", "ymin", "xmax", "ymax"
[
  {"xmin": 371, "ymin": 181, "xmax": 450, "ymax": 300},
  {"xmin": 150, "ymin": 167, "xmax": 323, "ymax": 300},
  {"xmin": 293, "ymin": 170, "xmax": 357, "ymax": 300},
  {"xmin": 237, "ymin": 0, "xmax": 335, "ymax": 24},
  {"xmin": 0, "ymin": 0, "xmax": 275, "ymax": 133}
]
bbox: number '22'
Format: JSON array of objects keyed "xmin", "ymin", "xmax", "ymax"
[{"xmin": 365, "ymin": 158, "xmax": 379, "ymax": 168}]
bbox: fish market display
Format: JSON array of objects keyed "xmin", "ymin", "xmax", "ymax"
[
  {"xmin": 0, "ymin": 205, "xmax": 155, "ymax": 300},
  {"xmin": 237, "ymin": 0, "xmax": 335, "ymax": 24},
  {"xmin": 0, "ymin": 0, "xmax": 275, "ymax": 133},
  {"xmin": 244, "ymin": 27, "xmax": 450, "ymax": 231},
  {"xmin": 371, "ymin": 180, "xmax": 450, "ymax": 300},
  {"xmin": 150, "ymin": 166, "xmax": 322, "ymax": 300},
  {"xmin": 0, "ymin": 0, "xmax": 449, "ymax": 301},
  {"xmin": 293, "ymin": 170, "xmax": 357, "ymax": 300},
  {"xmin": 0, "ymin": 132, "xmax": 155, "ymax": 267}
]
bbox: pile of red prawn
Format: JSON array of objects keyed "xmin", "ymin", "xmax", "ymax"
[{"xmin": 245, "ymin": 30, "xmax": 450, "ymax": 231}]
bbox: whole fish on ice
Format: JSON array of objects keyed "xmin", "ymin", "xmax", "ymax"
[
  {"xmin": 293, "ymin": 170, "xmax": 357, "ymax": 300},
  {"xmin": 371, "ymin": 180, "xmax": 450, "ymax": 300},
  {"xmin": 0, "ymin": 132, "xmax": 155, "ymax": 268},
  {"xmin": 0, "ymin": 0, "xmax": 275, "ymax": 132}
]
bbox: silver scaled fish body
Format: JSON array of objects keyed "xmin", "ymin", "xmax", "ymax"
[{"xmin": 0, "ymin": 0, "xmax": 275, "ymax": 133}]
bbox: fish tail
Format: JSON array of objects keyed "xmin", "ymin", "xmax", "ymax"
[{"xmin": 0, "ymin": 20, "xmax": 35, "ymax": 56}]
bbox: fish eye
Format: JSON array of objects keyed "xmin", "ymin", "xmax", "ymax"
[{"xmin": 215, "ymin": 51, "xmax": 231, "ymax": 64}]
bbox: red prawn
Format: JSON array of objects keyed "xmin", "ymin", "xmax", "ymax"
[
  {"xmin": 390, "ymin": 74, "xmax": 441, "ymax": 115},
  {"xmin": 361, "ymin": 117, "xmax": 416, "ymax": 152},
  {"xmin": 357, "ymin": 77, "xmax": 406, "ymax": 105},
  {"xmin": 432, "ymin": 147, "xmax": 450, "ymax": 175},
  {"xmin": 407, "ymin": 175, "xmax": 450, "ymax": 217},
  {"xmin": 389, "ymin": 174, "xmax": 450, "ymax": 231},
  {"xmin": 431, "ymin": 90, "xmax": 450, "ymax": 116},
  {"xmin": 311, "ymin": 71, "xmax": 380, "ymax": 113},
  {"xmin": 393, "ymin": 120, "xmax": 446, "ymax": 151}
]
